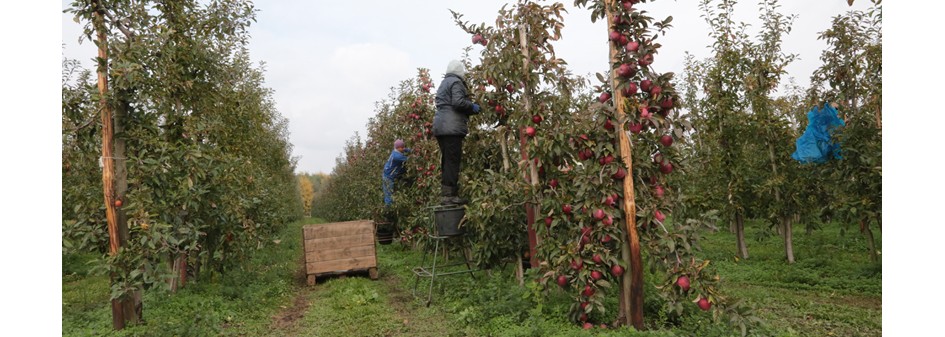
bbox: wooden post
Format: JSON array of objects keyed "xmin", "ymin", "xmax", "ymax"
[
  {"xmin": 605, "ymin": 1, "xmax": 644, "ymax": 330},
  {"xmin": 92, "ymin": 1, "xmax": 126, "ymax": 330},
  {"xmin": 519, "ymin": 24, "xmax": 540, "ymax": 270}
]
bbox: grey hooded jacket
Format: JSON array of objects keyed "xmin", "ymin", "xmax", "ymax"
[{"xmin": 432, "ymin": 68, "xmax": 478, "ymax": 136}]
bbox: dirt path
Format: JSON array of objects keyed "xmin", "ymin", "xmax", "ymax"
[{"xmin": 267, "ymin": 257, "xmax": 457, "ymax": 337}]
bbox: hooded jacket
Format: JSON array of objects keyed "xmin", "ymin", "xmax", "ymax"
[{"xmin": 432, "ymin": 61, "xmax": 478, "ymax": 136}]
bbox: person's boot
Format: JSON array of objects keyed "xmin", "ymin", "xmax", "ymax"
[
  {"xmin": 440, "ymin": 185, "xmax": 456, "ymax": 205},
  {"xmin": 447, "ymin": 186, "xmax": 468, "ymax": 205}
]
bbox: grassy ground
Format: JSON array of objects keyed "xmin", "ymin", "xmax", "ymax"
[
  {"xmin": 698, "ymin": 222, "xmax": 882, "ymax": 337},
  {"xmin": 62, "ymin": 218, "xmax": 881, "ymax": 336}
]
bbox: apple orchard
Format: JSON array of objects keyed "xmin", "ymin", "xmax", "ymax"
[
  {"xmin": 63, "ymin": 0, "xmax": 881, "ymax": 334},
  {"xmin": 314, "ymin": 0, "xmax": 880, "ymax": 333}
]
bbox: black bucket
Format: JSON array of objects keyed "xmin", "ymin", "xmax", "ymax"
[
  {"xmin": 375, "ymin": 221, "xmax": 395, "ymax": 245},
  {"xmin": 434, "ymin": 206, "xmax": 465, "ymax": 237}
]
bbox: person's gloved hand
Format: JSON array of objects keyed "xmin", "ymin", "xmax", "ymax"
[
  {"xmin": 472, "ymin": 103, "xmax": 481, "ymax": 113},
  {"xmin": 404, "ymin": 148, "xmax": 412, "ymax": 154}
]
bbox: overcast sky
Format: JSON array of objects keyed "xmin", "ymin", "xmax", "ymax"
[{"xmin": 61, "ymin": 0, "xmax": 876, "ymax": 174}]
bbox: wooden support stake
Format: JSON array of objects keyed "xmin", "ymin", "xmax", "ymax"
[
  {"xmin": 605, "ymin": 1, "xmax": 644, "ymax": 330},
  {"xmin": 519, "ymin": 24, "xmax": 540, "ymax": 270},
  {"xmin": 92, "ymin": 1, "xmax": 128, "ymax": 330}
]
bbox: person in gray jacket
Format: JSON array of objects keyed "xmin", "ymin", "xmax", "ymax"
[{"xmin": 432, "ymin": 60, "xmax": 480, "ymax": 205}]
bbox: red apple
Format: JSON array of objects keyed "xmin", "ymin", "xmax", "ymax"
[
  {"xmin": 650, "ymin": 85, "xmax": 662, "ymax": 97},
  {"xmin": 495, "ymin": 104, "xmax": 505, "ymax": 113},
  {"xmin": 612, "ymin": 167, "xmax": 627, "ymax": 180},
  {"xmin": 601, "ymin": 235, "xmax": 612, "ymax": 243},
  {"xmin": 532, "ymin": 114, "xmax": 543, "ymax": 124},
  {"xmin": 604, "ymin": 118, "xmax": 615, "ymax": 131},
  {"xmin": 697, "ymin": 297, "xmax": 711, "ymax": 311},
  {"xmin": 640, "ymin": 106, "xmax": 652, "ymax": 119},
  {"xmin": 640, "ymin": 79, "xmax": 652, "ymax": 93},
  {"xmin": 593, "ymin": 209, "xmax": 605, "ymax": 220},
  {"xmin": 525, "ymin": 126, "xmax": 537, "ymax": 137},
  {"xmin": 611, "ymin": 264, "xmax": 624, "ymax": 277},
  {"xmin": 602, "ymin": 216, "xmax": 614, "ymax": 226},
  {"xmin": 638, "ymin": 53, "xmax": 654, "ymax": 66},
  {"xmin": 655, "ymin": 209, "xmax": 666, "ymax": 222},
  {"xmin": 609, "ymin": 30, "xmax": 622, "ymax": 42},
  {"xmin": 599, "ymin": 155, "xmax": 614, "ymax": 165},
  {"xmin": 660, "ymin": 162, "xmax": 673, "ymax": 174},
  {"xmin": 604, "ymin": 195, "xmax": 615, "ymax": 206},
  {"xmin": 616, "ymin": 63, "xmax": 636, "ymax": 78},
  {"xmin": 621, "ymin": 0, "xmax": 634, "ymax": 11},
  {"xmin": 598, "ymin": 91, "xmax": 612, "ymax": 103},
  {"xmin": 660, "ymin": 135, "xmax": 673, "ymax": 147},
  {"xmin": 506, "ymin": 84, "xmax": 515, "ymax": 94},
  {"xmin": 625, "ymin": 40, "xmax": 640, "ymax": 53},
  {"xmin": 549, "ymin": 179, "xmax": 559, "ymax": 189},
  {"xmin": 563, "ymin": 204, "xmax": 573, "ymax": 215},
  {"xmin": 581, "ymin": 226, "xmax": 592, "ymax": 236},
  {"xmin": 677, "ymin": 275, "xmax": 690, "ymax": 292},
  {"xmin": 583, "ymin": 285, "xmax": 595, "ymax": 297},
  {"xmin": 628, "ymin": 122, "xmax": 643, "ymax": 134},
  {"xmin": 114, "ymin": 199, "xmax": 122, "ymax": 207},
  {"xmin": 545, "ymin": 216, "xmax": 553, "ymax": 227},
  {"xmin": 661, "ymin": 97, "xmax": 674, "ymax": 109},
  {"xmin": 557, "ymin": 275, "xmax": 568, "ymax": 287},
  {"xmin": 472, "ymin": 34, "xmax": 483, "ymax": 44},
  {"xmin": 580, "ymin": 301, "xmax": 589, "ymax": 310},
  {"xmin": 592, "ymin": 254, "xmax": 603, "ymax": 264},
  {"xmin": 572, "ymin": 258, "xmax": 584, "ymax": 271},
  {"xmin": 623, "ymin": 82, "xmax": 639, "ymax": 96},
  {"xmin": 655, "ymin": 185, "xmax": 665, "ymax": 199},
  {"xmin": 591, "ymin": 270, "xmax": 603, "ymax": 281}
]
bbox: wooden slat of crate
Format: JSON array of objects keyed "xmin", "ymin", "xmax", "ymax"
[
  {"xmin": 305, "ymin": 243, "xmax": 375, "ymax": 262},
  {"xmin": 303, "ymin": 220, "xmax": 374, "ymax": 240},
  {"xmin": 303, "ymin": 233, "xmax": 375, "ymax": 253},
  {"xmin": 308, "ymin": 255, "xmax": 377, "ymax": 274}
]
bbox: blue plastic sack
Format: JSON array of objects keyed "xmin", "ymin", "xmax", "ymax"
[{"xmin": 791, "ymin": 103, "xmax": 845, "ymax": 164}]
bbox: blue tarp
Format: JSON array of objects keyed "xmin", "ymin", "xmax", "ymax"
[{"xmin": 791, "ymin": 103, "xmax": 845, "ymax": 164}]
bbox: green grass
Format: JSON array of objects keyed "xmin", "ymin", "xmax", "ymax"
[
  {"xmin": 62, "ymin": 218, "xmax": 881, "ymax": 336},
  {"xmin": 698, "ymin": 221, "xmax": 882, "ymax": 337}
]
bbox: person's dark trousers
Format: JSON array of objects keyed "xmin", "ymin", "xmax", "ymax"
[{"xmin": 436, "ymin": 135, "xmax": 464, "ymax": 198}]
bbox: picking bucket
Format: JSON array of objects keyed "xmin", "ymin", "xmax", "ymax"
[{"xmin": 433, "ymin": 206, "xmax": 465, "ymax": 237}]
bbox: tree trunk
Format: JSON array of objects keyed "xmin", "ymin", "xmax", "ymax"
[
  {"xmin": 861, "ymin": 218, "xmax": 878, "ymax": 262},
  {"xmin": 604, "ymin": 2, "xmax": 643, "ymax": 329},
  {"xmin": 115, "ymin": 90, "xmax": 143, "ymax": 322},
  {"xmin": 782, "ymin": 217, "xmax": 794, "ymax": 264},
  {"xmin": 767, "ymin": 142, "xmax": 793, "ymax": 264},
  {"xmin": 735, "ymin": 212, "xmax": 748, "ymax": 259}
]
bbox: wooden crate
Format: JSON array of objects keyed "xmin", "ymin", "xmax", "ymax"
[{"xmin": 302, "ymin": 220, "xmax": 378, "ymax": 285}]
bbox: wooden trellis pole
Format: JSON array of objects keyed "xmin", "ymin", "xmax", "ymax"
[{"xmin": 604, "ymin": 0, "xmax": 644, "ymax": 330}]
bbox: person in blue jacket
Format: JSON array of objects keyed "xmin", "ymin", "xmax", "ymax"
[
  {"xmin": 432, "ymin": 60, "xmax": 480, "ymax": 205},
  {"xmin": 382, "ymin": 139, "xmax": 411, "ymax": 206}
]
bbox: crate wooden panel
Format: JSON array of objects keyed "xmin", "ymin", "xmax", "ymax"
[{"xmin": 302, "ymin": 220, "xmax": 378, "ymax": 285}]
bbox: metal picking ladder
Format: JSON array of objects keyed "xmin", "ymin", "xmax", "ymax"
[{"xmin": 411, "ymin": 205, "xmax": 477, "ymax": 306}]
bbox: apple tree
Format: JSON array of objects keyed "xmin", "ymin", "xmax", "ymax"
[
  {"xmin": 808, "ymin": 0, "xmax": 882, "ymax": 261},
  {"xmin": 64, "ymin": 0, "xmax": 302, "ymax": 328}
]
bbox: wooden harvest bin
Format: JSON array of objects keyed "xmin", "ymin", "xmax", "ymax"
[{"xmin": 302, "ymin": 220, "xmax": 378, "ymax": 285}]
